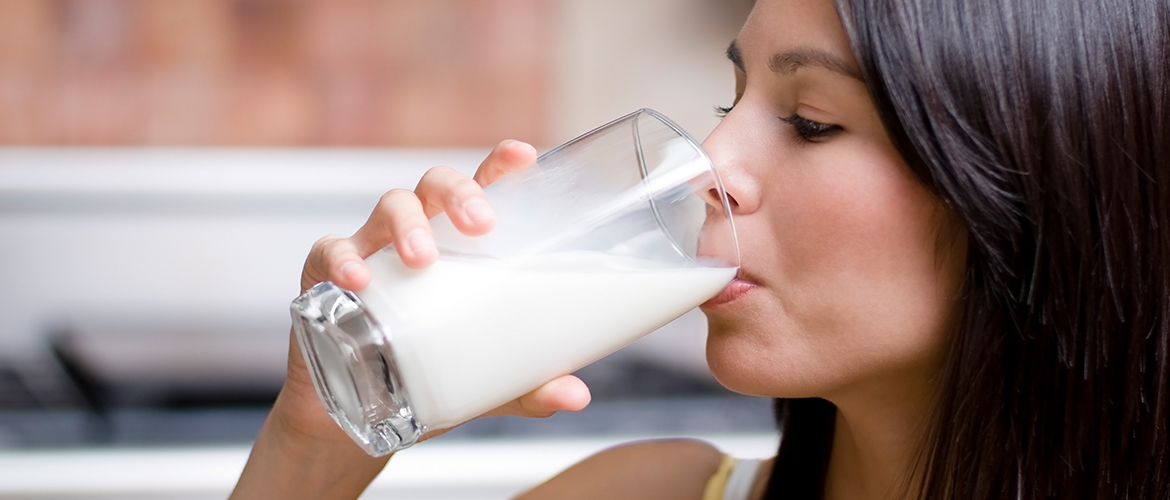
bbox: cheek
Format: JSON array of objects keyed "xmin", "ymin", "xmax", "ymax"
[
  {"xmin": 767, "ymin": 138, "xmax": 958, "ymax": 372},
  {"xmin": 779, "ymin": 142, "xmax": 935, "ymax": 278}
]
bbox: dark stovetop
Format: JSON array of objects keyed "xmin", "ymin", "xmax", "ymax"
[{"xmin": 0, "ymin": 355, "xmax": 775, "ymax": 448}]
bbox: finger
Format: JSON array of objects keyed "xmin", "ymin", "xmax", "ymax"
[
  {"xmin": 321, "ymin": 236, "xmax": 372, "ymax": 291},
  {"xmin": 484, "ymin": 375, "xmax": 592, "ymax": 418},
  {"xmin": 415, "ymin": 375, "xmax": 590, "ymax": 446},
  {"xmin": 472, "ymin": 140, "xmax": 538, "ymax": 187},
  {"xmin": 415, "ymin": 166, "xmax": 496, "ymax": 235},
  {"xmin": 302, "ymin": 235, "xmax": 371, "ymax": 292},
  {"xmin": 351, "ymin": 189, "xmax": 437, "ymax": 269}
]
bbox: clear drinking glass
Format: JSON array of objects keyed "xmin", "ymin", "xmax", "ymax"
[{"xmin": 291, "ymin": 109, "xmax": 739, "ymax": 456}]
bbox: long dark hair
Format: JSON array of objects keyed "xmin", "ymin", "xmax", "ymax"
[{"xmin": 764, "ymin": 0, "xmax": 1170, "ymax": 498}]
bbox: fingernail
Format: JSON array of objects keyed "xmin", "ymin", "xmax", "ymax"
[
  {"xmin": 340, "ymin": 261, "xmax": 364, "ymax": 283},
  {"xmin": 406, "ymin": 228, "xmax": 434, "ymax": 257},
  {"xmin": 463, "ymin": 198, "xmax": 495, "ymax": 224}
]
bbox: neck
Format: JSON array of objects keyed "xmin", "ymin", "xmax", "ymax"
[{"xmin": 821, "ymin": 372, "xmax": 936, "ymax": 500}]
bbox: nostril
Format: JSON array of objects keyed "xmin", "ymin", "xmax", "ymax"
[{"xmin": 709, "ymin": 188, "xmax": 739, "ymax": 208}]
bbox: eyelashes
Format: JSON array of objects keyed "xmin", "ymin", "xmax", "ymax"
[
  {"xmin": 715, "ymin": 104, "xmax": 843, "ymax": 144},
  {"xmin": 779, "ymin": 114, "xmax": 842, "ymax": 143}
]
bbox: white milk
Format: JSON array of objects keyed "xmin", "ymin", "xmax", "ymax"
[{"xmin": 356, "ymin": 249, "xmax": 736, "ymax": 430}]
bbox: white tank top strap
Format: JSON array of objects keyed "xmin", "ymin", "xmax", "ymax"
[{"xmin": 722, "ymin": 457, "xmax": 764, "ymax": 500}]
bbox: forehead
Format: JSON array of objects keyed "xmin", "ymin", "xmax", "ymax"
[{"xmin": 736, "ymin": 0, "xmax": 858, "ymax": 72}]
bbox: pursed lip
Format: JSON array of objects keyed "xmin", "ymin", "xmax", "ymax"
[{"xmin": 700, "ymin": 272, "xmax": 758, "ymax": 308}]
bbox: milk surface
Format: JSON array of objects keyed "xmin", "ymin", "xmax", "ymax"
[{"xmin": 356, "ymin": 250, "xmax": 736, "ymax": 429}]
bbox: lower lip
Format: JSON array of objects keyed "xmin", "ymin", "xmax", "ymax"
[{"xmin": 701, "ymin": 278, "xmax": 756, "ymax": 308}]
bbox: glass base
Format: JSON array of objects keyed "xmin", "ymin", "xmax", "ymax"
[{"xmin": 290, "ymin": 282, "xmax": 426, "ymax": 456}]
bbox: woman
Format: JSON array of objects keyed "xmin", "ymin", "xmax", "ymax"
[{"xmin": 232, "ymin": 0, "xmax": 1170, "ymax": 498}]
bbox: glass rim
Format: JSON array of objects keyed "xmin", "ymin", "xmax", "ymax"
[{"xmin": 537, "ymin": 108, "xmax": 740, "ymax": 268}]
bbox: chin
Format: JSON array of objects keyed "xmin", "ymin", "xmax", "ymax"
[
  {"xmin": 704, "ymin": 333, "xmax": 775, "ymax": 397},
  {"xmin": 704, "ymin": 326, "xmax": 829, "ymax": 400}
]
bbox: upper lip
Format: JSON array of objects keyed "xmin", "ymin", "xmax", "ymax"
[
  {"xmin": 733, "ymin": 265, "xmax": 760, "ymax": 286},
  {"xmin": 696, "ymin": 246, "xmax": 751, "ymax": 282},
  {"xmin": 698, "ymin": 249, "xmax": 756, "ymax": 283}
]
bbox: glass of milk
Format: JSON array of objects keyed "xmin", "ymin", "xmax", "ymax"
[{"xmin": 290, "ymin": 108, "xmax": 739, "ymax": 457}]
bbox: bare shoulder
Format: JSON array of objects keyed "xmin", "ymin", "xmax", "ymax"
[{"xmin": 515, "ymin": 438, "xmax": 725, "ymax": 500}]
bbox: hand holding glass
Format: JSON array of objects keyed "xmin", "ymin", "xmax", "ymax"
[{"xmin": 291, "ymin": 109, "xmax": 740, "ymax": 456}]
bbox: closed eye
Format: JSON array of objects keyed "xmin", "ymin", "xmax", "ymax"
[{"xmin": 780, "ymin": 114, "xmax": 841, "ymax": 143}]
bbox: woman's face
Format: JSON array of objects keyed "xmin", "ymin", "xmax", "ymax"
[{"xmin": 699, "ymin": 0, "xmax": 966, "ymax": 402}]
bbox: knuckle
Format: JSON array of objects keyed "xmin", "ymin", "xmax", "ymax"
[
  {"xmin": 371, "ymin": 189, "xmax": 424, "ymax": 226},
  {"xmin": 312, "ymin": 234, "xmax": 340, "ymax": 248},
  {"xmin": 428, "ymin": 164, "xmax": 458, "ymax": 176},
  {"xmin": 417, "ymin": 165, "xmax": 457, "ymax": 188},
  {"xmin": 377, "ymin": 188, "xmax": 415, "ymax": 208},
  {"xmin": 311, "ymin": 234, "xmax": 344, "ymax": 256},
  {"xmin": 321, "ymin": 238, "xmax": 354, "ymax": 261},
  {"xmin": 418, "ymin": 168, "xmax": 481, "ymax": 209}
]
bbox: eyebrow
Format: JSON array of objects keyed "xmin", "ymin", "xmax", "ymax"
[
  {"xmin": 726, "ymin": 40, "xmax": 863, "ymax": 82},
  {"xmin": 726, "ymin": 40, "xmax": 745, "ymax": 72}
]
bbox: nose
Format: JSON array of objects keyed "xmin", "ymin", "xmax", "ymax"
[
  {"xmin": 707, "ymin": 187, "xmax": 740, "ymax": 211},
  {"xmin": 700, "ymin": 115, "xmax": 758, "ymax": 216}
]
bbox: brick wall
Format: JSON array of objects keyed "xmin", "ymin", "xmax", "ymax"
[{"xmin": 0, "ymin": 0, "xmax": 553, "ymax": 146}]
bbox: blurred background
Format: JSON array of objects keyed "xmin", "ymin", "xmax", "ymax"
[
  {"xmin": 0, "ymin": 0, "xmax": 751, "ymax": 147},
  {"xmin": 0, "ymin": 1, "xmax": 776, "ymax": 499}
]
